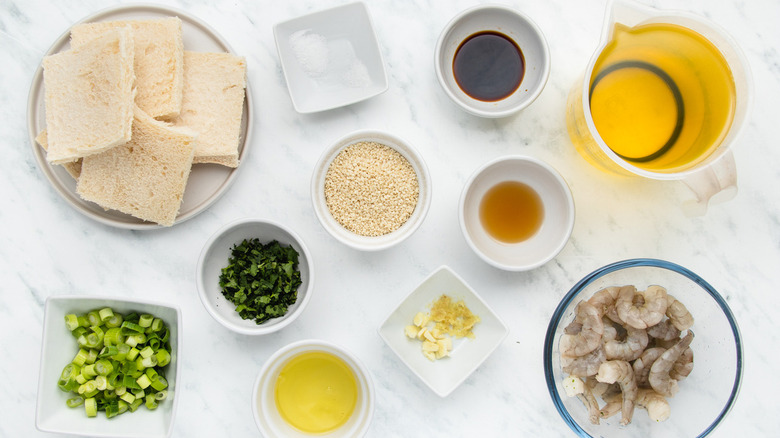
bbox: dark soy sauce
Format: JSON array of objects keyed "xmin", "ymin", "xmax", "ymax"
[{"xmin": 453, "ymin": 31, "xmax": 525, "ymax": 102}]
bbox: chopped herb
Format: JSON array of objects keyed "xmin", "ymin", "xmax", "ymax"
[{"xmin": 218, "ymin": 239, "xmax": 302, "ymax": 324}]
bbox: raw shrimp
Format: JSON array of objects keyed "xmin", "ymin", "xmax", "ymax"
[
  {"xmin": 649, "ymin": 331, "xmax": 695, "ymax": 397},
  {"xmin": 647, "ymin": 319, "xmax": 681, "ymax": 341},
  {"xmin": 632, "ymin": 347, "xmax": 665, "ymax": 388},
  {"xmin": 588, "ymin": 286, "xmax": 622, "ymax": 323},
  {"xmin": 599, "ymin": 391, "xmax": 622, "ymax": 419},
  {"xmin": 670, "ymin": 347, "xmax": 694, "ymax": 381},
  {"xmin": 560, "ymin": 301, "xmax": 604, "ymax": 357},
  {"xmin": 602, "ymin": 317, "xmax": 619, "ymax": 342},
  {"xmin": 596, "ymin": 360, "xmax": 638, "ymax": 426},
  {"xmin": 636, "ymin": 388, "xmax": 670, "ymax": 422},
  {"xmin": 604, "ymin": 326, "xmax": 648, "ymax": 361},
  {"xmin": 666, "ymin": 294, "xmax": 694, "ymax": 331},
  {"xmin": 562, "ymin": 346, "xmax": 606, "ymax": 377},
  {"xmin": 616, "ymin": 285, "xmax": 668, "ymax": 329},
  {"xmin": 563, "ymin": 376, "xmax": 601, "ymax": 425}
]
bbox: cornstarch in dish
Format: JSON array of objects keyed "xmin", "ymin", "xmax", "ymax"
[
  {"xmin": 325, "ymin": 141, "xmax": 419, "ymax": 237},
  {"xmin": 289, "ymin": 30, "xmax": 329, "ymax": 76}
]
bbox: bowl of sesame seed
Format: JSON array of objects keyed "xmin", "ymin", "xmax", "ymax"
[{"xmin": 311, "ymin": 129, "xmax": 432, "ymax": 251}]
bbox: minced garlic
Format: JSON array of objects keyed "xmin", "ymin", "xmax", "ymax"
[{"xmin": 404, "ymin": 294, "xmax": 480, "ymax": 361}]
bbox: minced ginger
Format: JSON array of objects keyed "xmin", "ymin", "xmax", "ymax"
[{"xmin": 404, "ymin": 294, "xmax": 480, "ymax": 361}]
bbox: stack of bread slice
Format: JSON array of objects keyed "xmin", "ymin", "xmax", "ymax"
[{"xmin": 39, "ymin": 16, "xmax": 247, "ymax": 226}]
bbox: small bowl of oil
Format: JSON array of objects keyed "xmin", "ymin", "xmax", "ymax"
[
  {"xmin": 252, "ymin": 339, "xmax": 375, "ymax": 438},
  {"xmin": 459, "ymin": 155, "xmax": 574, "ymax": 271},
  {"xmin": 435, "ymin": 4, "xmax": 550, "ymax": 118}
]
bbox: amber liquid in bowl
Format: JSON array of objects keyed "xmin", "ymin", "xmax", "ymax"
[{"xmin": 479, "ymin": 180, "xmax": 544, "ymax": 243}]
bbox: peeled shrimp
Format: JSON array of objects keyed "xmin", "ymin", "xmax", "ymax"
[
  {"xmin": 563, "ymin": 376, "xmax": 601, "ymax": 425},
  {"xmin": 604, "ymin": 326, "xmax": 648, "ymax": 361},
  {"xmin": 632, "ymin": 347, "xmax": 666, "ymax": 388},
  {"xmin": 596, "ymin": 360, "xmax": 638, "ymax": 426},
  {"xmin": 599, "ymin": 391, "xmax": 622, "ymax": 419},
  {"xmin": 647, "ymin": 319, "xmax": 681, "ymax": 341},
  {"xmin": 560, "ymin": 301, "xmax": 604, "ymax": 357},
  {"xmin": 666, "ymin": 294, "xmax": 694, "ymax": 331},
  {"xmin": 670, "ymin": 347, "xmax": 694, "ymax": 381},
  {"xmin": 649, "ymin": 331, "xmax": 695, "ymax": 397},
  {"xmin": 588, "ymin": 286, "xmax": 622, "ymax": 323},
  {"xmin": 636, "ymin": 388, "xmax": 671, "ymax": 422},
  {"xmin": 562, "ymin": 346, "xmax": 606, "ymax": 377},
  {"xmin": 616, "ymin": 285, "xmax": 668, "ymax": 329}
]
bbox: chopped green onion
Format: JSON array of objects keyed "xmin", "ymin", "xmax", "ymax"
[
  {"xmin": 85, "ymin": 349, "xmax": 98, "ymax": 365},
  {"xmin": 72, "ymin": 349, "xmax": 89, "ymax": 367},
  {"xmin": 58, "ymin": 363, "xmax": 80, "ymax": 392},
  {"xmin": 145, "ymin": 394, "xmax": 158, "ymax": 410},
  {"xmin": 121, "ymin": 321, "xmax": 144, "ymax": 334},
  {"xmin": 139, "ymin": 314, "xmax": 154, "ymax": 328},
  {"xmin": 84, "ymin": 397, "xmax": 97, "ymax": 417},
  {"xmin": 95, "ymin": 359, "xmax": 113, "ymax": 376},
  {"xmin": 66, "ymin": 397, "xmax": 84, "ymax": 408},
  {"xmin": 103, "ymin": 328, "xmax": 122, "ymax": 346},
  {"xmin": 87, "ymin": 311, "xmax": 101, "ymax": 328},
  {"xmin": 136, "ymin": 374, "xmax": 152, "ymax": 389},
  {"xmin": 151, "ymin": 318, "xmax": 164, "ymax": 332},
  {"xmin": 140, "ymin": 355, "xmax": 158, "ymax": 368},
  {"xmin": 98, "ymin": 307, "xmax": 114, "ymax": 322},
  {"xmin": 65, "ymin": 314, "xmax": 80, "ymax": 331},
  {"xmin": 129, "ymin": 398, "xmax": 143, "ymax": 412},
  {"xmin": 104, "ymin": 313, "xmax": 123, "ymax": 328},
  {"xmin": 155, "ymin": 350, "xmax": 171, "ymax": 367},
  {"xmin": 58, "ymin": 308, "xmax": 172, "ymax": 418},
  {"xmin": 150, "ymin": 375, "xmax": 168, "ymax": 392},
  {"xmin": 95, "ymin": 375, "xmax": 108, "ymax": 391}
]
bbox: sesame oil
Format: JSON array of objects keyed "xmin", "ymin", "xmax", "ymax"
[{"xmin": 479, "ymin": 181, "xmax": 544, "ymax": 243}]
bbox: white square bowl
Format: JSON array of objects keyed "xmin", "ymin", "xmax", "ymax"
[
  {"xmin": 36, "ymin": 296, "xmax": 182, "ymax": 438},
  {"xmin": 273, "ymin": 1, "xmax": 388, "ymax": 113},
  {"xmin": 378, "ymin": 266, "xmax": 508, "ymax": 397}
]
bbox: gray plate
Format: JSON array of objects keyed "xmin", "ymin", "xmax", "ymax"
[{"xmin": 27, "ymin": 4, "xmax": 253, "ymax": 230}]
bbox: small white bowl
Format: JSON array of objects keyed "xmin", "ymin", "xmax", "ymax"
[
  {"xmin": 311, "ymin": 129, "xmax": 432, "ymax": 251},
  {"xmin": 459, "ymin": 156, "xmax": 574, "ymax": 271},
  {"xmin": 252, "ymin": 340, "xmax": 375, "ymax": 437},
  {"xmin": 435, "ymin": 4, "xmax": 550, "ymax": 118},
  {"xmin": 36, "ymin": 296, "xmax": 181, "ymax": 438},
  {"xmin": 196, "ymin": 218, "xmax": 313, "ymax": 335},
  {"xmin": 378, "ymin": 266, "xmax": 509, "ymax": 397},
  {"xmin": 273, "ymin": 2, "xmax": 388, "ymax": 113}
]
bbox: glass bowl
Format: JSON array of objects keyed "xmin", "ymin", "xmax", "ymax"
[{"xmin": 544, "ymin": 259, "xmax": 743, "ymax": 437}]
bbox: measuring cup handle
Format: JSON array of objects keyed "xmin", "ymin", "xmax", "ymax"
[{"xmin": 681, "ymin": 151, "xmax": 738, "ymax": 216}]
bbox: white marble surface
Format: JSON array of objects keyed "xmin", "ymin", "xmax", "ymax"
[{"xmin": 2, "ymin": 0, "xmax": 779, "ymax": 436}]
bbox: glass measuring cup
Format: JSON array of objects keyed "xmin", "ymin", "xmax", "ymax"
[{"xmin": 566, "ymin": 0, "xmax": 752, "ymax": 216}]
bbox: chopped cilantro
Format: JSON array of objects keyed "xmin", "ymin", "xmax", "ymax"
[{"xmin": 218, "ymin": 239, "xmax": 302, "ymax": 324}]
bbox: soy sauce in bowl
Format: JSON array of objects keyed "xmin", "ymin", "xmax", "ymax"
[{"xmin": 453, "ymin": 31, "xmax": 525, "ymax": 102}]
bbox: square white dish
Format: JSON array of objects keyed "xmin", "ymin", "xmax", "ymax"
[
  {"xmin": 273, "ymin": 2, "xmax": 388, "ymax": 113},
  {"xmin": 378, "ymin": 265, "xmax": 508, "ymax": 397},
  {"xmin": 36, "ymin": 296, "xmax": 181, "ymax": 438}
]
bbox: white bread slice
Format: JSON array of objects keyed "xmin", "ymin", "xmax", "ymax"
[
  {"xmin": 35, "ymin": 130, "xmax": 82, "ymax": 179},
  {"xmin": 70, "ymin": 17, "xmax": 184, "ymax": 120},
  {"xmin": 172, "ymin": 51, "xmax": 246, "ymax": 168},
  {"xmin": 76, "ymin": 106, "xmax": 197, "ymax": 227},
  {"xmin": 42, "ymin": 27, "xmax": 135, "ymax": 165}
]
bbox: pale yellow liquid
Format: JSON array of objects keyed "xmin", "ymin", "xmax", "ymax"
[
  {"xmin": 274, "ymin": 352, "xmax": 358, "ymax": 434},
  {"xmin": 586, "ymin": 23, "xmax": 736, "ymax": 172}
]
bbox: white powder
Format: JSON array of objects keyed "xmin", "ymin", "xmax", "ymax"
[
  {"xmin": 289, "ymin": 31, "xmax": 329, "ymax": 76},
  {"xmin": 342, "ymin": 59, "xmax": 370, "ymax": 88}
]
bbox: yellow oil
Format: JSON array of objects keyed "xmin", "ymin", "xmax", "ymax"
[
  {"xmin": 588, "ymin": 23, "xmax": 736, "ymax": 172},
  {"xmin": 274, "ymin": 351, "xmax": 358, "ymax": 434}
]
